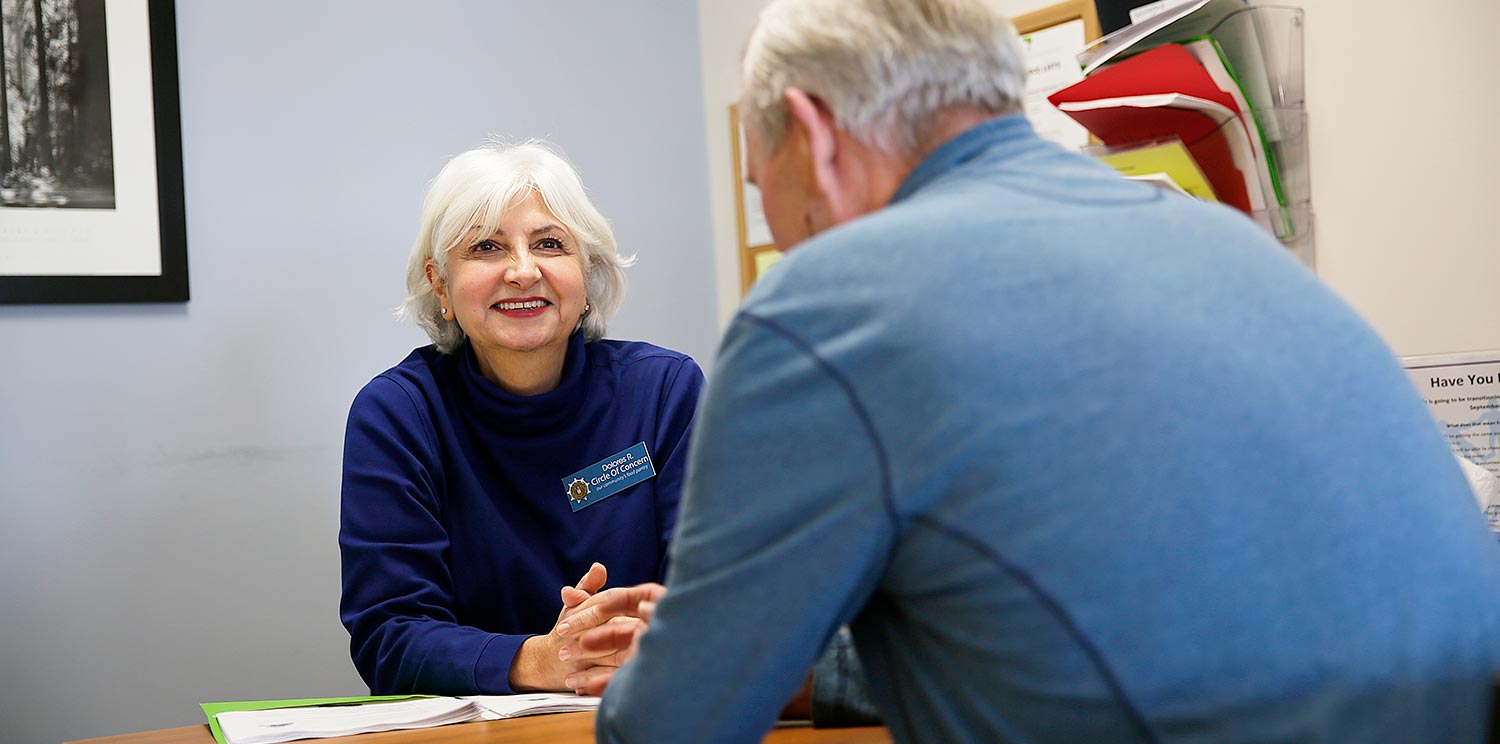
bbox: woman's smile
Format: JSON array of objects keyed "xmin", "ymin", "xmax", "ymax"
[{"xmin": 493, "ymin": 296, "xmax": 552, "ymax": 317}]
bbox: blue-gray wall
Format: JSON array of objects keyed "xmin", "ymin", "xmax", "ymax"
[{"xmin": 0, "ymin": 3, "xmax": 717, "ymax": 742}]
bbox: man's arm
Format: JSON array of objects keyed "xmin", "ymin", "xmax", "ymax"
[{"xmin": 593, "ymin": 316, "xmax": 897, "ymax": 743}]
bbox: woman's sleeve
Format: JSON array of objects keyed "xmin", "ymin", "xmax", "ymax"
[
  {"xmin": 338, "ymin": 376, "xmax": 531, "ymax": 695},
  {"xmin": 650, "ymin": 357, "xmax": 706, "ymax": 581}
]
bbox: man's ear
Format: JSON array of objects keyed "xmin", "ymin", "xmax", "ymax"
[{"xmin": 783, "ymin": 88, "xmax": 850, "ymax": 214}]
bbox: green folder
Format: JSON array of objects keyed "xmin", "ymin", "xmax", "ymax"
[{"xmin": 199, "ymin": 695, "xmax": 434, "ymax": 744}]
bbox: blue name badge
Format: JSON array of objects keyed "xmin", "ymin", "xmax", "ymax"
[{"xmin": 561, "ymin": 442, "xmax": 656, "ymax": 512}]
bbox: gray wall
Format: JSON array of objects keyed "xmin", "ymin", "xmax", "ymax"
[{"xmin": 0, "ymin": 3, "xmax": 717, "ymax": 742}]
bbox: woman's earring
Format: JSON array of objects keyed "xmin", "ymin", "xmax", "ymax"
[{"xmin": 440, "ymin": 306, "xmax": 449, "ymax": 318}]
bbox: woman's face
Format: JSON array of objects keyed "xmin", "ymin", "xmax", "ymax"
[{"xmin": 429, "ymin": 191, "xmax": 587, "ymax": 382}]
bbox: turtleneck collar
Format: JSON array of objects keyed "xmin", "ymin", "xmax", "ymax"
[{"xmin": 457, "ymin": 331, "xmax": 590, "ymax": 434}]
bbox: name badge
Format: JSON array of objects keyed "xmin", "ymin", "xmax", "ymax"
[{"xmin": 561, "ymin": 442, "xmax": 656, "ymax": 512}]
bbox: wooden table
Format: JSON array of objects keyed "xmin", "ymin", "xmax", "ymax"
[{"xmin": 65, "ymin": 711, "xmax": 893, "ymax": 744}]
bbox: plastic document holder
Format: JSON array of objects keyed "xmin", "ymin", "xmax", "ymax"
[
  {"xmin": 1067, "ymin": 3, "xmax": 1314, "ymax": 266},
  {"xmin": 1212, "ymin": 5, "xmax": 1312, "ymax": 265}
]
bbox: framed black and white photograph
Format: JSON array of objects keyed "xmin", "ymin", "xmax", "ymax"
[{"xmin": 0, "ymin": 0, "xmax": 185, "ymax": 303}]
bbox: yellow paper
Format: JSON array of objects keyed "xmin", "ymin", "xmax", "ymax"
[
  {"xmin": 1096, "ymin": 141, "xmax": 1218, "ymax": 202},
  {"xmin": 753, "ymin": 248, "xmax": 783, "ymax": 280}
]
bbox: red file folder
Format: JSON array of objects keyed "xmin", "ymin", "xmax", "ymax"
[{"xmin": 1048, "ymin": 44, "xmax": 1265, "ymax": 215}]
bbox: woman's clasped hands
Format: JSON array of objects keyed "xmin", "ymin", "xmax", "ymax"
[
  {"xmin": 556, "ymin": 580, "xmax": 664, "ymax": 695},
  {"xmin": 508, "ymin": 562, "xmax": 665, "ymax": 695}
]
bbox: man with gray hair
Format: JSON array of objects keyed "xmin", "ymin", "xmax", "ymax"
[{"xmin": 571, "ymin": 0, "xmax": 1500, "ymax": 741}]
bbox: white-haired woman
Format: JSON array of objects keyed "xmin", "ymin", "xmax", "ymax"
[{"xmin": 339, "ymin": 141, "xmax": 703, "ymax": 696}]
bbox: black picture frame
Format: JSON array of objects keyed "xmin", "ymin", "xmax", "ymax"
[{"xmin": 0, "ymin": 0, "xmax": 187, "ymax": 304}]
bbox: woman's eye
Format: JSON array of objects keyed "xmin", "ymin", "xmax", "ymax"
[
  {"xmin": 535, "ymin": 237, "xmax": 566, "ymax": 253},
  {"xmin": 472, "ymin": 240, "xmax": 502, "ymax": 253}
]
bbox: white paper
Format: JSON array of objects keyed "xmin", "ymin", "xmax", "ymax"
[
  {"xmin": 1078, "ymin": 0, "xmax": 1246, "ymax": 75},
  {"xmin": 1019, "ymin": 19, "xmax": 1091, "ymax": 151},
  {"xmin": 1454, "ymin": 454, "xmax": 1500, "ymax": 531},
  {"xmin": 1403, "ymin": 351, "xmax": 1500, "ymax": 533},
  {"xmin": 1124, "ymin": 172, "xmax": 1192, "ymax": 197},
  {"xmin": 216, "ymin": 698, "xmax": 482, "ymax": 744},
  {"xmin": 736, "ymin": 118, "xmax": 774, "ymax": 248},
  {"xmin": 467, "ymin": 693, "xmax": 602, "ymax": 719},
  {"xmin": 1130, "ymin": 0, "xmax": 1186, "ymax": 25}
]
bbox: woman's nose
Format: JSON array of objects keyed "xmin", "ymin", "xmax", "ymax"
[{"xmin": 506, "ymin": 249, "xmax": 541, "ymax": 286}]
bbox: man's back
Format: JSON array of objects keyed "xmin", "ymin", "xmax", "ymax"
[{"xmin": 598, "ymin": 116, "xmax": 1500, "ymax": 743}]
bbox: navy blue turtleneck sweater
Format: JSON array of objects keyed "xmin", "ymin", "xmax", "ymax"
[{"xmin": 339, "ymin": 332, "xmax": 703, "ymax": 694}]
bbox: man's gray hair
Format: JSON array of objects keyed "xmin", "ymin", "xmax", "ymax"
[
  {"xmin": 740, "ymin": 0, "xmax": 1028, "ymax": 155},
  {"xmin": 399, "ymin": 141, "xmax": 633, "ymax": 353}
]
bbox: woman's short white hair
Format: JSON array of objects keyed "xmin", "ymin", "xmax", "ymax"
[
  {"xmin": 740, "ymin": 0, "xmax": 1027, "ymax": 156},
  {"xmin": 399, "ymin": 140, "xmax": 633, "ymax": 353}
]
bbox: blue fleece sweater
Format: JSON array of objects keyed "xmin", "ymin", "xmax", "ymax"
[
  {"xmin": 598, "ymin": 116, "xmax": 1500, "ymax": 743},
  {"xmin": 339, "ymin": 332, "xmax": 702, "ymax": 694}
]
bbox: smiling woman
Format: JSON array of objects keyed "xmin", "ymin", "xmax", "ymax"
[
  {"xmin": 428, "ymin": 191, "xmax": 589, "ymax": 394},
  {"xmin": 401, "ymin": 144, "xmax": 630, "ymax": 368},
  {"xmin": 338, "ymin": 140, "xmax": 705, "ymax": 697}
]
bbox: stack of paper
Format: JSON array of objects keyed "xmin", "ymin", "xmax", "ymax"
[
  {"xmin": 469, "ymin": 693, "xmax": 602, "ymax": 719},
  {"xmin": 202, "ymin": 693, "xmax": 604, "ymax": 744},
  {"xmin": 215, "ymin": 697, "xmax": 483, "ymax": 744}
]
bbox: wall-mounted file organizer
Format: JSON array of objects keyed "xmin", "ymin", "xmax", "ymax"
[
  {"xmin": 1215, "ymin": 5, "xmax": 1312, "ymax": 266},
  {"xmin": 1057, "ymin": 2, "xmax": 1313, "ymax": 266},
  {"xmin": 1246, "ymin": 104, "xmax": 1312, "ymax": 266}
]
